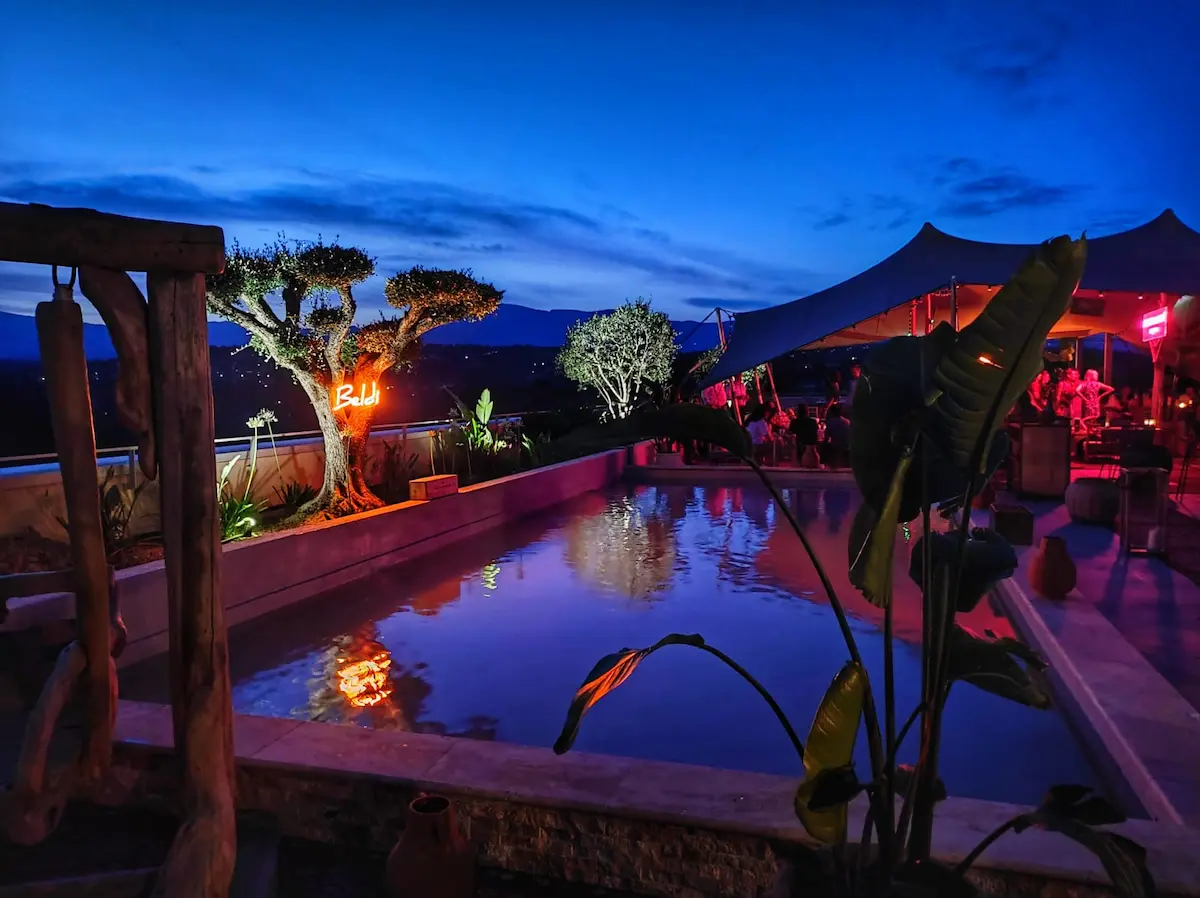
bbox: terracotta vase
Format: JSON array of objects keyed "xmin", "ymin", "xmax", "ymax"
[
  {"xmin": 385, "ymin": 795, "xmax": 474, "ymax": 898},
  {"xmin": 1027, "ymin": 536, "xmax": 1077, "ymax": 600}
]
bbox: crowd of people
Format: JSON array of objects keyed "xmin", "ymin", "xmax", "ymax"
[
  {"xmin": 1021, "ymin": 368, "xmax": 1157, "ymax": 432},
  {"xmin": 695, "ymin": 364, "xmax": 861, "ymax": 469}
]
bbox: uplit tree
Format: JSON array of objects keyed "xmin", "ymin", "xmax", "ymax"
[
  {"xmin": 206, "ymin": 238, "xmax": 503, "ymax": 519},
  {"xmin": 557, "ymin": 299, "xmax": 678, "ymax": 419}
]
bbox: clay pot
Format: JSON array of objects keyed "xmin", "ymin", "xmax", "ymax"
[
  {"xmin": 385, "ymin": 795, "xmax": 474, "ymax": 898},
  {"xmin": 1028, "ymin": 536, "xmax": 1077, "ymax": 600}
]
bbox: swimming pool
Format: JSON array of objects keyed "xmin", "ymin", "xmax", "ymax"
[{"xmin": 121, "ymin": 481, "xmax": 1099, "ymax": 805}]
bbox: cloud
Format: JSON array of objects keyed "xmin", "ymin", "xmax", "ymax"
[
  {"xmin": 930, "ymin": 157, "xmax": 1083, "ymax": 219},
  {"xmin": 0, "ymin": 162, "xmax": 818, "ymax": 312},
  {"xmin": 682, "ymin": 296, "xmax": 774, "ymax": 311},
  {"xmin": 800, "ymin": 194, "xmax": 921, "ymax": 233},
  {"xmin": 947, "ymin": 5, "xmax": 1070, "ymax": 106}
]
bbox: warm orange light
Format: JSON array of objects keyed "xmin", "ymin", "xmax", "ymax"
[
  {"xmin": 977, "ymin": 354, "xmax": 995, "ymax": 366},
  {"xmin": 337, "ymin": 651, "xmax": 392, "ymax": 708},
  {"xmin": 1144, "ymin": 418, "xmax": 1157, "ymax": 427},
  {"xmin": 333, "ymin": 381, "xmax": 381, "ymax": 412}
]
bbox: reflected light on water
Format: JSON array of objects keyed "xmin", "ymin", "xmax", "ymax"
[{"xmin": 337, "ymin": 648, "xmax": 393, "ymax": 709}]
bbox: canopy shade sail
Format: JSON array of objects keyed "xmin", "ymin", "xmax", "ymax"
[{"xmin": 707, "ymin": 209, "xmax": 1200, "ymax": 383}]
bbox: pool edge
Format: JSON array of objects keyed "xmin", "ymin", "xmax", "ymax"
[{"xmin": 103, "ymin": 700, "xmax": 1200, "ymax": 896}]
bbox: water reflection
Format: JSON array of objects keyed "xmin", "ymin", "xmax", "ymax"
[
  {"xmin": 118, "ymin": 482, "xmax": 1093, "ymax": 805},
  {"xmin": 563, "ymin": 490, "xmax": 677, "ymax": 601}
]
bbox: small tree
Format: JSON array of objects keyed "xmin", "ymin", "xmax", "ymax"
[
  {"xmin": 206, "ymin": 238, "xmax": 503, "ymax": 519},
  {"xmin": 557, "ymin": 299, "xmax": 678, "ymax": 419}
]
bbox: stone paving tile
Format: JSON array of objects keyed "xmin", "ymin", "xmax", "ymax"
[
  {"xmin": 1000, "ymin": 497, "xmax": 1200, "ymax": 825},
  {"xmin": 1021, "ymin": 499, "xmax": 1200, "ymax": 713}
]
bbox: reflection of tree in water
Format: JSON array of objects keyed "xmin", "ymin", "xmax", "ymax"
[
  {"xmin": 564, "ymin": 490, "xmax": 678, "ymax": 601},
  {"xmin": 303, "ymin": 627, "xmax": 498, "ymax": 739}
]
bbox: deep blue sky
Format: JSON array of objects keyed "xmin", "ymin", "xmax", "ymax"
[{"xmin": 1, "ymin": 0, "xmax": 1196, "ymax": 322}]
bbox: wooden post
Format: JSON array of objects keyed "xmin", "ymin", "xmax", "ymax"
[
  {"xmin": 34, "ymin": 291, "xmax": 114, "ymax": 782},
  {"xmin": 1103, "ymin": 333, "xmax": 1114, "ymax": 385},
  {"xmin": 146, "ymin": 271, "xmax": 236, "ymax": 898}
]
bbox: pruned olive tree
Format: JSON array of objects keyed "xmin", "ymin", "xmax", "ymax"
[
  {"xmin": 557, "ymin": 299, "xmax": 678, "ymax": 419},
  {"xmin": 206, "ymin": 238, "xmax": 503, "ymax": 519}
]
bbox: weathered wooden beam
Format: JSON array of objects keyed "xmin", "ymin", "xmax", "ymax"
[
  {"xmin": 0, "ymin": 202, "xmax": 225, "ymax": 274},
  {"xmin": 34, "ymin": 297, "xmax": 115, "ymax": 784},
  {"xmin": 146, "ymin": 271, "xmax": 236, "ymax": 898}
]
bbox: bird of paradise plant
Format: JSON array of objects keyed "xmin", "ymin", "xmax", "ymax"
[{"xmin": 548, "ymin": 236, "xmax": 1157, "ymax": 897}]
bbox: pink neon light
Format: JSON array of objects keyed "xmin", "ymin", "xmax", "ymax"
[{"xmin": 1140, "ymin": 308, "xmax": 1168, "ymax": 343}]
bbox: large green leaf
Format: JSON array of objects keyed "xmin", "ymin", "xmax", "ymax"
[
  {"xmin": 1012, "ymin": 787, "xmax": 1153, "ymax": 898},
  {"xmin": 476, "ymin": 388, "xmax": 493, "ymax": 426},
  {"xmin": 945, "ymin": 626, "xmax": 1051, "ymax": 709},
  {"xmin": 548, "ymin": 403, "xmax": 751, "ymax": 462},
  {"xmin": 794, "ymin": 661, "xmax": 866, "ymax": 845},
  {"xmin": 553, "ymin": 633, "xmax": 705, "ymax": 754},
  {"xmin": 848, "ymin": 447, "xmax": 914, "ymax": 606},
  {"xmin": 850, "ymin": 329, "xmax": 961, "ymax": 520},
  {"xmin": 908, "ymin": 529, "xmax": 1017, "ymax": 613},
  {"xmin": 926, "ymin": 236, "xmax": 1087, "ymax": 474}
]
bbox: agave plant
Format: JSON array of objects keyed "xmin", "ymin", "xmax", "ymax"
[{"xmin": 547, "ymin": 237, "xmax": 1157, "ymax": 897}]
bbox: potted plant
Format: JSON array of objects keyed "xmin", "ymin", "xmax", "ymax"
[{"xmin": 547, "ymin": 235, "xmax": 1156, "ymax": 898}]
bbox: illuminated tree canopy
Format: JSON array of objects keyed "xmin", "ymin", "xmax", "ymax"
[
  {"xmin": 206, "ymin": 237, "xmax": 503, "ymax": 518},
  {"xmin": 557, "ymin": 299, "xmax": 678, "ymax": 419}
]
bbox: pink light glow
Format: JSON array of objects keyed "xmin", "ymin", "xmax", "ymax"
[{"xmin": 1140, "ymin": 308, "xmax": 1168, "ymax": 343}]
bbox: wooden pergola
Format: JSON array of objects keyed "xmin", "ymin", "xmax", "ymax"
[{"xmin": 0, "ymin": 202, "xmax": 236, "ymax": 896}]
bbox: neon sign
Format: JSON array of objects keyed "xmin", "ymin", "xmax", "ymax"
[
  {"xmin": 333, "ymin": 381, "xmax": 380, "ymax": 412},
  {"xmin": 1141, "ymin": 308, "xmax": 1168, "ymax": 343}
]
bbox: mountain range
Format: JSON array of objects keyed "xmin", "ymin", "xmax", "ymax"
[{"xmin": 0, "ymin": 304, "xmax": 723, "ymax": 360}]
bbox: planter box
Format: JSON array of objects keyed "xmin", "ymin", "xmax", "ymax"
[
  {"xmin": 409, "ymin": 474, "xmax": 458, "ymax": 500},
  {"xmin": 991, "ymin": 503, "xmax": 1034, "ymax": 546}
]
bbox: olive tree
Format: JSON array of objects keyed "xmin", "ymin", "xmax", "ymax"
[
  {"xmin": 206, "ymin": 238, "xmax": 503, "ymax": 519},
  {"xmin": 557, "ymin": 299, "xmax": 678, "ymax": 419}
]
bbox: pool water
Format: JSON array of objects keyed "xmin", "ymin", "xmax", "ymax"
[{"xmin": 122, "ymin": 483, "xmax": 1099, "ymax": 804}]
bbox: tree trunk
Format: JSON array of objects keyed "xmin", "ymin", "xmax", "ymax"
[{"xmin": 293, "ymin": 370, "xmax": 383, "ymax": 521}]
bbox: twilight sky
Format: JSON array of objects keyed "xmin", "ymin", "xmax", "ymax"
[{"xmin": 1, "ymin": 0, "xmax": 1196, "ymax": 322}]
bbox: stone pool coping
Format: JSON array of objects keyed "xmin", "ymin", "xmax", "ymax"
[
  {"xmin": 627, "ymin": 464, "xmax": 856, "ymax": 486},
  {"xmin": 994, "ymin": 544, "xmax": 1200, "ymax": 828},
  {"xmin": 104, "ymin": 700, "xmax": 1200, "ymax": 896}
]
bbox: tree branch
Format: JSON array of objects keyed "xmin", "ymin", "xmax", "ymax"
[{"xmin": 325, "ymin": 284, "xmax": 356, "ymax": 384}]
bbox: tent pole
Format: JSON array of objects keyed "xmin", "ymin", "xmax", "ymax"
[
  {"xmin": 715, "ymin": 309, "xmax": 743, "ymax": 425},
  {"xmin": 909, "ymin": 298, "xmax": 918, "ymax": 336},
  {"xmin": 950, "ymin": 280, "xmax": 959, "ymax": 331},
  {"xmin": 765, "ymin": 361, "xmax": 782, "ymax": 414},
  {"xmin": 1151, "ymin": 293, "xmax": 1168, "ymax": 426},
  {"xmin": 753, "ymin": 370, "xmax": 765, "ymax": 405},
  {"xmin": 1102, "ymin": 333, "xmax": 1113, "ymax": 384},
  {"xmin": 925, "ymin": 293, "xmax": 933, "ymax": 335}
]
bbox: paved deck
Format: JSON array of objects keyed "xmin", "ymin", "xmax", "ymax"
[{"xmin": 996, "ymin": 498, "xmax": 1200, "ymax": 826}]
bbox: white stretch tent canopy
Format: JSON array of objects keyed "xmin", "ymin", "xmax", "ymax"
[{"xmin": 707, "ymin": 210, "xmax": 1200, "ymax": 384}]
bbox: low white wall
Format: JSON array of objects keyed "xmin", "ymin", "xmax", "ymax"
[
  {"xmin": 3, "ymin": 446, "xmax": 638, "ymax": 667},
  {"xmin": 0, "ymin": 419, "xmax": 517, "ymax": 539}
]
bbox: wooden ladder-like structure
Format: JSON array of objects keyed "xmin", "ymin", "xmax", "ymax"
[{"xmin": 0, "ymin": 202, "xmax": 247, "ymax": 897}]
